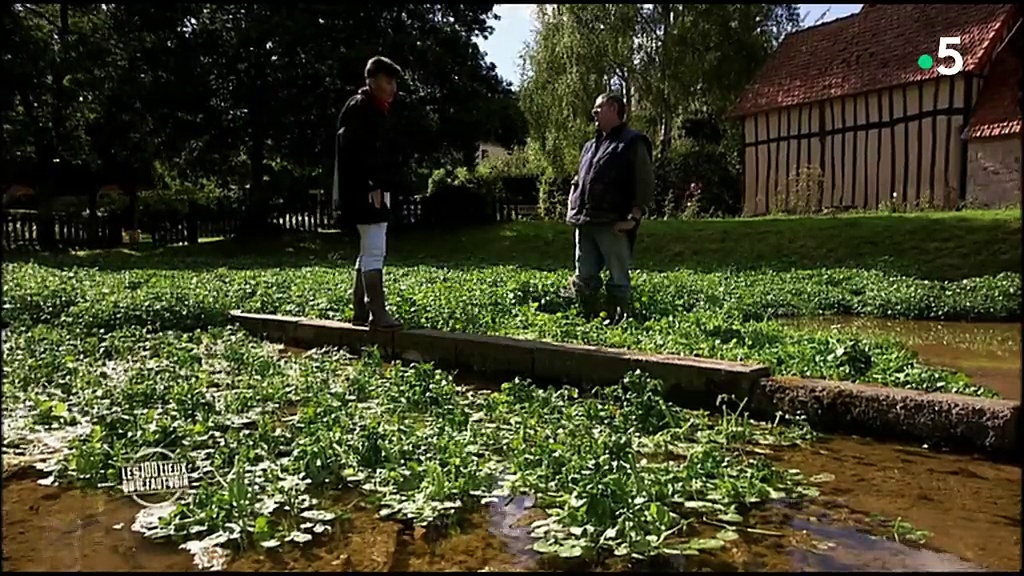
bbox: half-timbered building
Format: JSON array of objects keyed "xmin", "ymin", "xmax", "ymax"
[
  {"xmin": 963, "ymin": 17, "xmax": 1022, "ymax": 207},
  {"xmin": 727, "ymin": 4, "xmax": 1021, "ymax": 215}
]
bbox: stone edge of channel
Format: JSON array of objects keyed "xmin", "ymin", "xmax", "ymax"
[
  {"xmin": 749, "ymin": 377, "xmax": 1019, "ymax": 458},
  {"xmin": 228, "ymin": 311, "xmax": 1019, "ymax": 460}
]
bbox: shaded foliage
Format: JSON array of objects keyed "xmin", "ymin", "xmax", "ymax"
[{"xmin": 1, "ymin": 3, "xmax": 528, "ymax": 234}]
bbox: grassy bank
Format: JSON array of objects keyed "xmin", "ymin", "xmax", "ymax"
[
  {"xmin": 6, "ymin": 208, "xmax": 1021, "ymax": 280},
  {"xmin": 399, "ymin": 209, "xmax": 1022, "ymax": 280}
]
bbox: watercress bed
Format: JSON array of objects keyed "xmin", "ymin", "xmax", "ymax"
[
  {"xmin": 4, "ymin": 262, "xmax": 1017, "ymax": 397},
  {"xmin": 3, "ymin": 324, "xmax": 818, "ymax": 565},
  {"xmin": 2, "ymin": 237, "xmax": 1013, "ymax": 566}
]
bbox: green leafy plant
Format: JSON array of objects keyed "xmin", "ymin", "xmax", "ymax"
[
  {"xmin": 3, "ymin": 262, "xmax": 1012, "ymax": 397},
  {"xmin": 4, "ymin": 323, "xmax": 820, "ymax": 564},
  {"xmin": 869, "ymin": 513, "xmax": 932, "ymax": 545}
]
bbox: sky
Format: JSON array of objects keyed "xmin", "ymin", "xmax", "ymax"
[{"xmin": 478, "ymin": 4, "xmax": 865, "ymax": 87}]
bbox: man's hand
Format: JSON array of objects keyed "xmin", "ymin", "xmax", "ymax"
[
  {"xmin": 613, "ymin": 220, "xmax": 637, "ymax": 233},
  {"xmin": 614, "ymin": 207, "xmax": 643, "ymax": 233},
  {"xmin": 368, "ymin": 189, "xmax": 382, "ymax": 208}
]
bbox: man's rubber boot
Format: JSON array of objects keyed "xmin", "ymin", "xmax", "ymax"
[
  {"xmin": 574, "ymin": 290, "xmax": 603, "ymax": 320},
  {"xmin": 607, "ymin": 294, "xmax": 632, "ymax": 326},
  {"xmin": 361, "ymin": 268, "xmax": 402, "ymax": 331},
  {"xmin": 351, "ymin": 269, "xmax": 369, "ymax": 327}
]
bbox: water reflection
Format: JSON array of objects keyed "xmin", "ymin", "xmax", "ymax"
[
  {"xmin": 486, "ymin": 494, "xmax": 540, "ymax": 569},
  {"xmin": 788, "ymin": 517, "xmax": 987, "ymax": 572}
]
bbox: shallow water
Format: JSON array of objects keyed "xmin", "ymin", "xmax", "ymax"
[
  {"xmin": 3, "ymin": 434, "xmax": 1018, "ymax": 572},
  {"xmin": 783, "ymin": 517, "xmax": 985, "ymax": 572},
  {"xmin": 779, "ymin": 316, "xmax": 1021, "ymax": 400},
  {"xmin": 766, "ymin": 435, "xmax": 1020, "ymax": 571},
  {"xmin": 486, "ymin": 494, "xmax": 541, "ymax": 569}
]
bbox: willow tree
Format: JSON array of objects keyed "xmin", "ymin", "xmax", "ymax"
[
  {"xmin": 518, "ymin": 4, "xmax": 640, "ymax": 178},
  {"xmin": 519, "ymin": 3, "xmax": 801, "ymax": 177}
]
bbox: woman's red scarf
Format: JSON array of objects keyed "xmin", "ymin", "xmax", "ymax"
[
  {"xmin": 359, "ymin": 86, "xmax": 392, "ymax": 114},
  {"xmin": 370, "ymin": 94, "xmax": 390, "ymax": 114}
]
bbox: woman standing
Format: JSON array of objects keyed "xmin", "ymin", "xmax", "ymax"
[{"xmin": 332, "ymin": 56, "xmax": 404, "ymax": 331}]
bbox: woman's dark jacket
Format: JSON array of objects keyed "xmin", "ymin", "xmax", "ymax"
[{"xmin": 332, "ymin": 87, "xmax": 395, "ymax": 226}]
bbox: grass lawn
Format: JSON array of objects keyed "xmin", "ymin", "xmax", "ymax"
[
  {"xmin": 11, "ymin": 208, "xmax": 1019, "ymax": 281},
  {"xmin": 401, "ymin": 208, "xmax": 1022, "ymax": 280}
]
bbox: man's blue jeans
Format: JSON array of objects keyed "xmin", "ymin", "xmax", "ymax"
[{"xmin": 571, "ymin": 223, "xmax": 632, "ymax": 302}]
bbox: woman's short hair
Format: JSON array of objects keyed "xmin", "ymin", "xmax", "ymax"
[{"xmin": 365, "ymin": 56, "xmax": 403, "ymax": 80}]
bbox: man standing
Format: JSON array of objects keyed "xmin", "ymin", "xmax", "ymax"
[
  {"xmin": 566, "ymin": 92, "xmax": 655, "ymax": 324},
  {"xmin": 333, "ymin": 56, "xmax": 403, "ymax": 331}
]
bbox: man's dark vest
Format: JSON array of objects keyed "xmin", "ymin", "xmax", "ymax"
[{"xmin": 567, "ymin": 124, "xmax": 651, "ymax": 225}]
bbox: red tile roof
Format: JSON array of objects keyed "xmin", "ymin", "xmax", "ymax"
[
  {"xmin": 965, "ymin": 22, "xmax": 1022, "ymax": 139},
  {"xmin": 727, "ymin": 4, "xmax": 1017, "ymax": 118}
]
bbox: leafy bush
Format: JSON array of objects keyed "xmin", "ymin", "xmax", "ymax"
[
  {"xmin": 427, "ymin": 166, "xmax": 493, "ymax": 198},
  {"xmin": 657, "ymin": 142, "xmax": 741, "ymax": 218},
  {"xmin": 424, "ymin": 149, "xmax": 550, "ymax": 225},
  {"xmin": 524, "ymin": 136, "xmax": 742, "ymax": 221},
  {"xmin": 96, "ymin": 187, "xmax": 130, "ymax": 216},
  {"xmin": 771, "ymin": 166, "xmax": 825, "ymax": 215},
  {"xmin": 423, "ymin": 167, "xmax": 498, "ymax": 225},
  {"xmin": 2, "ymin": 185, "xmax": 36, "ymax": 210},
  {"xmin": 477, "ymin": 148, "xmax": 544, "ymax": 205},
  {"xmin": 478, "ymin": 146, "xmax": 541, "ymax": 178},
  {"xmin": 537, "ymin": 174, "xmax": 574, "ymax": 221},
  {"xmin": 137, "ymin": 162, "xmax": 230, "ymax": 226},
  {"xmin": 49, "ymin": 195, "xmax": 90, "ymax": 215}
]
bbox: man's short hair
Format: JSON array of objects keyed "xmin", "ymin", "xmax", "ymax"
[
  {"xmin": 365, "ymin": 56, "xmax": 403, "ymax": 80},
  {"xmin": 598, "ymin": 93, "xmax": 627, "ymax": 121}
]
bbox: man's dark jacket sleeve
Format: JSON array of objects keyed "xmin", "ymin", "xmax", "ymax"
[{"xmin": 630, "ymin": 136, "xmax": 655, "ymax": 213}]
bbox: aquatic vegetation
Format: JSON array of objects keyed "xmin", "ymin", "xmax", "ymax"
[
  {"xmin": 3, "ymin": 262, "xmax": 1012, "ymax": 397},
  {"xmin": 0, "ymin": 251, "xmax": 1013, "ymax": 565},
  {"xmin": 2, "ymin": 324, "xmax": 818, "ymax": 561},
  {"xmin": 870, "ymin": 514, "xmax": 932, "ymax": 545}
]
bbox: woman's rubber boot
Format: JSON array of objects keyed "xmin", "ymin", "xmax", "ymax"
[
  {"xmin": 351, "ymin": 269, "xmax": 369, "ymax": 327},
  {"xmin": 361, "ymin": 268, "xmax": 403, "ymax": 331}
]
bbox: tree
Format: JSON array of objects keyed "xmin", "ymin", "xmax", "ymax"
[
  {"xmin": 519, "ymin": 6, "xmax": 625, "ymax": 177},
  {"xmin": 518, "ymin": 3, "xmax": 801, "ymax": 179},
  {"xmin": 3, "ymin": 3, "xmax": 523, "ymax": 237}
]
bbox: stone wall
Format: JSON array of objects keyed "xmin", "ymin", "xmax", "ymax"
[{"xmin": 966, "ymin": 135, "xmax": 1022, "ymax": 207}]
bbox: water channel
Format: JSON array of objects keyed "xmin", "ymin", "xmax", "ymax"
[
  {"xmin": 778, "ymin": 316, "xmax": 1021, "ymax": 401},
  {"xmin": 3, "ymin": 433, "xmax": 1019, "ymax": 572},
  {"xmin": 3, "ymin": 325, "xmax": 1020, "ymax": 571}
]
